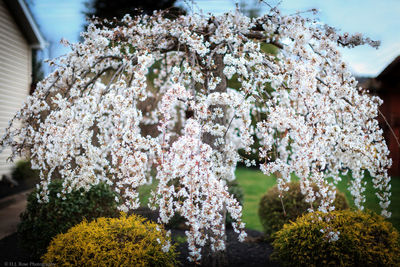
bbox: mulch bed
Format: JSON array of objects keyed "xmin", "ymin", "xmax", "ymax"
[
  {"xmin": 130, "ymin": 207, "xmax": 279, "ymax": 266},
  {"xmin": 173, "ymin": 228, "xmax": 279, "ymax": 267},
  {"xmin": 0, "ymin": 233, "xmax": 35, "ymax": 264}
]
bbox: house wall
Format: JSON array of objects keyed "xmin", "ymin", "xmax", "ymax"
[
  {"xmin": 379, "ymin": 91, "xmax": 400, "ymax": 177},
  {"xmin": 0, "ymin": 0, "xmax": 31, "ymax": 177}
]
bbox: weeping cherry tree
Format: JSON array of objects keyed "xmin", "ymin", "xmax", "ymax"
[{"xmin": 0, "ymin": 5, "xmax": 392, "ymax": 265}]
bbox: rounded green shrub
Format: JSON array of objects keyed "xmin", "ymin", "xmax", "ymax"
[
  {"xmin": 11, "ymin": 160, "xmax": 39, "ymax": 181},
  {"xmin": 42, "ymin": 214, "xmax": 178, "ymax": 266},
  {"xmin": 17, "ymin": 180, "xmax": 119, "ymax": 259},
  {"xmin": 258, "ymin": 181, "xmax": 349, "ymax": 239},
  {"xmin": 271, "ymin": 210, "xmax": 400, "ymax": 267}
]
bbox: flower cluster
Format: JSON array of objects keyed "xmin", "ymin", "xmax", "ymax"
[{"xmin": 256, "ymin": 13, "xmax": 391, "ymax": 217}]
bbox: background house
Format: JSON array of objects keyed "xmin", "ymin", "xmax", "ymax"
[
  {"xmin": 0, "ymin": 0, "xmax": 45, "ymax": 179},
  {"xmin": 361, "ymin": 56, "xmax": 400, "ymax": 176}
]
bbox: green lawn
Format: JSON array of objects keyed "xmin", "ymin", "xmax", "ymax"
[
  {"xmin": 235, "ymin": 167, "xmax": 400, "ymax": 232},
  {"xmin": 137, "ymin": 168, "xmax": 400, "ymax": 232},
  {"xmin": 235, "ymin": 168, "xmax": 277, "ymax": 231}
]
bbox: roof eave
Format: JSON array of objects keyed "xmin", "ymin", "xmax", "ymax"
[{"xmin": 4, "ymin": 0, "xmax": 46, "ymax": 49}]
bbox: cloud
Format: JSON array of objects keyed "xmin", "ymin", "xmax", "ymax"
[
  {"xmin": 350, "ymin": 63, "xmax": 377, "ymax": 77},
  {"xmin": 343, "ymin": 42, "xmax": 400, "ymax": 77}
]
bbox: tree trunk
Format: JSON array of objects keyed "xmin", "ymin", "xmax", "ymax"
[{"xmin": 200, "ymin": 54, "xmax": 229, "ymax": 267}]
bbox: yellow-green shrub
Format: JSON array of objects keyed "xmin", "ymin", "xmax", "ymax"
[
  {"xmin": 271, "ymin": 210, "xmax": 400, "ymax": 267},
  {"xmin": 258, "ymin": 181, "xmax": 349, "ymax": 239},
  {"xmin": 42, "ymin": 214, "xmax": 178, "ymax": 266}
]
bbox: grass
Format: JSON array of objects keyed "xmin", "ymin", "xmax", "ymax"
[
  {"xmin": 235, "ymin": 168, "xmax": 276, "ymax": 231},
  {"xmin": 235, "ymin": 167, "xmax": 400, "ymax": 232},
  {"xmin": 138, "ymin": 179, "xmax": 157, "ymax": 207},
  {"xmin": 334, "ymin": 172, "xmax": 400, "ymax": 231},
  {"xmin": 136, "ymin": 168, "xmax": 400, "ymax": 232}
]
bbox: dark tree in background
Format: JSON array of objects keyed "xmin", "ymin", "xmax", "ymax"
[
  {"xmin": 30, "ymin": 49, "xmax": 44, "ymax": 94},
  {"xmin": 84, "ymin": 0, "xmax": 185, "ymax": 22},
  {"xmin": 25, "ymin": 0, "xmax": 44, "ymax": 94}
]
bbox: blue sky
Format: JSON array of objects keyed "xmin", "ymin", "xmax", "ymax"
[{"xmin": 29, "ymin": 0, "xmax": 400, "ymax": 77}]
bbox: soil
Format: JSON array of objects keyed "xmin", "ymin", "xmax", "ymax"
[
  {"xmin": 128, "ymin": 207, "xmax": 279, "ymax": 266},
  {"xmin": 172, "ymin": 228, "xmax": 279, "ymax": 267},
  {"xmin": 0, "ymin": 233, "xmax": 34, "ymax": 264}
]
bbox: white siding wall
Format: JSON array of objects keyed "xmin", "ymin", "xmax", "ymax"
[{"xmin": 0, "ymin": 0, "xmax": 31, "ymax": 177}]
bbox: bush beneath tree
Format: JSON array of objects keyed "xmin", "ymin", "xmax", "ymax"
[
  {"xmin": 258, "ymin": 181, "xmax": 349, "ymax": 240},
  {"xmin": 42, "ymin": 213, "xmax": 178, "ymax": 266},
  {"xmin": 11, "ymin": 160, "xmax": 39, "ymax": 182},
  {"xmin": 271, "ymin": 210, "xmax": 400, "ymax": 266},
  {"xmin": 17, "ymin": 180, "xmax": 119, "ymax": 259}
]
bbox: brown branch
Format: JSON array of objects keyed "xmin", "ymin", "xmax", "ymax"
[
  {"xmin": 378, "ymin": 109, "xmax": 400, "ymax": 149},
  {"xmin": 81, "ymin": 55, "xmax": 124, "ymax": 80},
  {"xmin": 84, "ymin": 56, "xmax": 138, "ymax": 93},
  {"xmin": 83, "ymin": 66, "xmax": 114, "ymax": 91},
  {"xmin": 158, "ymin": 36, "xmax": 189, "ymax": 53},
  {"xmin": 207, "ymin": 43, "xmax": 224, "ymax": 68},
  {"xmin": 280, "ymin": 194, "xmax": 287, "ymax": 217},
  {"xmin": 104, "ymin": 62, "xmax": 127, "ymax": 93},
  {"xmin": 242, "ymin": 31, "xmax": 284, "ymax": 49}
]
